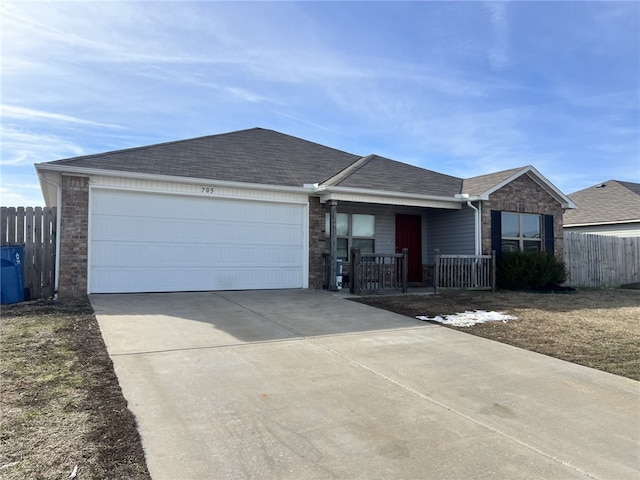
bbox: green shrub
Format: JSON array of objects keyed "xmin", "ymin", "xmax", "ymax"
[{"xmin": 497, "ymin": 251, "xmax": 567, "ymax": 290}]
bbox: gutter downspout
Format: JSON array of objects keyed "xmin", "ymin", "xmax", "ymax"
[
  {"xmin": 39, "ymin": 175, "xmax": 62, "ymax": 299},
  {"xmin": 466, "ymin": 200, "xmax": 481, "ymax": 256}
]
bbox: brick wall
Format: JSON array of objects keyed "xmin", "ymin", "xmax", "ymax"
[
  {"xmin": 58, "ymin": 175, "xmax": 89, "ymax": 298},
  {"xmin": 480, "ymin": 173, "xmax": 565, "ymax": 258},
  {"xmin": 308, "ymin": 196, "xmax": 326, "ymax": 289}
]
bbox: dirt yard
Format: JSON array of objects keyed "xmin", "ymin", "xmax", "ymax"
[
  {"xmin": 352, "ymin": 288, "xmax": 640, "ymax": 381},
  {"xmin": 0, "ymin": 298, "xmax": 150, "ymax": 480}
]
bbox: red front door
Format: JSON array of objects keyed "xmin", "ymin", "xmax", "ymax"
[
  {"xmin": 395, "ymin": 214, "xmax": 423, "ymax": 283},
  {"xmin": 396, "ymin": 214, "xmax": 422, "ymax": 282}
]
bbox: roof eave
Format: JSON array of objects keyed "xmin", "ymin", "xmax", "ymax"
[
  {"xmin": 34, "ymin": 164, "xmax": 314, "ymax": 196},
  {"xmin": 315, "ymin": 185, "xmax": 476, "ymax": 208}
]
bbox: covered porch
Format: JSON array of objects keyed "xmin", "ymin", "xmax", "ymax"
[{"xmin": 314, "ymin": 189, "xmax": 486, "ymax": 294}]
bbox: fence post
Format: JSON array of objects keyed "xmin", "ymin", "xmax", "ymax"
[
  {"xmin": 350, "ymin": 247, "xmax": 361, "ymax": 295},
  {"xmin": 491, "ymin": 250, "xmax": 497, "ymax": 292},
  {"xmin": 434, "ymin": 249, "xmax": 440, "ymax": 293},
  {"xmin": 402, "ymin": 248, "xmax": 408, "ymax": 293}
]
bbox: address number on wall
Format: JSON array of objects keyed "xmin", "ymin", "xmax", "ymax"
[{"xmin": 200, "ymin": 187, "xmax": 216, "ymax": 194}]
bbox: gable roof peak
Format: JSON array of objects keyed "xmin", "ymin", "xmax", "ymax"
[
  {"xmin": 462, "ymin": 165, "xmax": 575, "ymax": 209},
  {"xmin": 320, "ymin": 154, "xmax": 376, "ymax": 187}
]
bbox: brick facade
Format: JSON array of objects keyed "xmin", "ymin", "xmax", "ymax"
[
  {"xmin": 480, "ymin": 173, "xmax": 565, "ymax": 258},
  {"xmin": 308, "ymin": 196, "xmax": 326, "ymax": 289},
  {"xmin": 52, "ymin": 173, "xmax": 564, "ymax": 295},
  {"xmin": 58, "ymin": 175, "xmax": 89, "ymax": 298}
]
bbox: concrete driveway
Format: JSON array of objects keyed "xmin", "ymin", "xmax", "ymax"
[{"xmin": 91, "ymin": 289, "xmax": 639, "ymax": 480}]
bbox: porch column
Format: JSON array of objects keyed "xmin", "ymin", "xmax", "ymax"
[{"xmin": 328, "ymin": 199, "xmax": 338, "ymax": 292}]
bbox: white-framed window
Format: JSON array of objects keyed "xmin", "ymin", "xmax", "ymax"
[
  {"xmin": 325, "ymin": 213, "xmax": 375, "ymax": 260},
  {"xmin": 501, "ymin": 212, "xmax": 542, "ymax": 253}
]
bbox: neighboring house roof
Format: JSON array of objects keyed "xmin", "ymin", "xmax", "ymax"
[
  {"xmin": 564, "ymin": 180, "xmax": 640, "ymax": 226},
  {"xmin": 462, "ymin": 165, "xmax": 576, "ymax": 209}
]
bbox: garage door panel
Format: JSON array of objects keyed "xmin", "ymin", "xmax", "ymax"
[
  {"xmin": 91, "ymin": 266, "xmax": 303, "ymax": 293},
  {"xmin": 93, "ymin": 218, "xmax": 303, "ymax": 245},
  {"xmin": 92, "ymin": 242, "xmax": 303, "ymax": 267},
  {"xmin": 90, "ymin": 190, "xmax": 306, "ymax": 293},
  {"xmin": 93, "ymin": 190, "xmax": 303, "ymax": 224}
]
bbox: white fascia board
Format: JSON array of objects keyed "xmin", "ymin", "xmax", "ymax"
[
  {"xmin": 34, "ymin": 164, "xmax": 314, "ymax": 196},
  {"xmin": 316, "ymin": 186, "xmax": 470, "ymax": 209},
  {"xmin": 479, "ymin": 166, "xmax": 577, "ymax": 210}
]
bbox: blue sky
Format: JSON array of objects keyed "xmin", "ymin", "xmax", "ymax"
[{"xmin": 2, "ymin": 0, "xmax": 639, "ymax": 206}]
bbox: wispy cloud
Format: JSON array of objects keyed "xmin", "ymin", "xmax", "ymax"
[
  {"xmin": 485, "ymin": 2, "xmax": 510, "ymax": 69},
  {"xmin": 2, "ymin": 105, "xmax": 123, "ymax": 128},
  {"xmin": 0, "ymin": 127, "xmax": 86, "ymax": 165}
]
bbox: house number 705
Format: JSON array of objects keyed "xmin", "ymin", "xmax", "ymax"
[{"xmin": 201, "ymin": 187, "xmax": 215, "ymax": 194}]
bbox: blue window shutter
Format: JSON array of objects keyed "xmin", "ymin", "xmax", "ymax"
[
  {"xmin": 544, "ymin": 215, "xmax": 554, "ymax": 254},
  {"xmin": 491, "ymin": 210, "xmax": 502, "ymax": 256}
]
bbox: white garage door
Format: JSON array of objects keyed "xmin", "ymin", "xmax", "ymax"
[{"xmin": 89, "ymin": 189, "xmax": 307, "ymax": 293}]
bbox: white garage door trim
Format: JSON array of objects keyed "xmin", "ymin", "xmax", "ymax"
[{"xmin": 88, "ymin": 187, "xmax": 308, "ymax": 293}]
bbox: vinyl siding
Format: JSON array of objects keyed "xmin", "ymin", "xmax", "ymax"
[
  {"xmin": 426, "ymin": 206, "xmax": 476, "ymax": 263},
  {"xmin": 563, "ymin": 223, "xmax": 640, "ymax": 237}
]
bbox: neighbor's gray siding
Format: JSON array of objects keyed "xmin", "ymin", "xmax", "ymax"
[
  {"xmin": 426, "ymin": 206, "xmax": 475, "ymax": 263},
  {"xmin": 563, "ymin": 223, "xmax": 640, "ymax": 238}
]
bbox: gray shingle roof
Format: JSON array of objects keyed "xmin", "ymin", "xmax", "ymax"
[
  {"xmin": 461, "ymin": 167, "xmax": 526, "ymax": 197},
  {"xmin": 45, "ymin": 128, "xmax": 360, "ymax": 187},
  {"xmin": 329, "ymin": 155, "xmax": 463, "ymax": 197},
  {"xmin": 564, "ymin": 180, "xmax": 640, "ymax": 225},
  {"xmin": 619, "ymin": 181, "xmax": 640, "ymax": 196},
  {"xmin": 41, "ymin": 128, "xmax": 567, "ymax": 202}
]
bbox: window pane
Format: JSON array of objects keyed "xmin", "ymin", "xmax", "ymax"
[
  {"xmin": 523, "ymin": 240, "xmax": 541, "ymax": 252},
  {"xmin": 523, "ymin": 214, "xmax": 541, "ymax": 238},
  {"xmin": 352, "ymin": 238, "xmax": 374, "ymax": 254},
  {"xmin": 501, "ymin": 240, "xmax": 520, "ymax": 253},
  {"xmin": 501, "ymin": 212, "xmax": 519, "ymax": 237},
  {"xmin": 337, "ymin": 238, "xmax": 348, "ymax": 260},
  {"xmin": 352, "ymin": 214, "xmax": 375, "ymax": 237},
  {"xmin": 325, "ymin": 238, "xmax": 349, "ymax": 260},
  {"xmin": 325, "ymin": 213, "xmax": 349, "ymax": 237},
  {"xmin": 337, "ymin": 213, "xmax": 349, "ymax": 236}
]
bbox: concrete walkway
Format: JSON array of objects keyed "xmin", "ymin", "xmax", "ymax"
[{"xmin": 91, "ymin": 289, "xmax": 639, "ymax": 480}]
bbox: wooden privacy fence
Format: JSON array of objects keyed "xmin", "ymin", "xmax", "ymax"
[
  {"xmin": 564, "ymin": 232, "xmax": 640, "ymax": 288},
  {"xmin": 1, "ymin": 207, "xmax": 57, "ymax": 299},
  {"xmin": 434, "ymin": 250, "xmax": 496, "ymax": 293}
]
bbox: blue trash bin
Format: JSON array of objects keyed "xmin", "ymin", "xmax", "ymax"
[{"xmin": 1, "ymin": 245, "xmax": 25, "ymax": 304}]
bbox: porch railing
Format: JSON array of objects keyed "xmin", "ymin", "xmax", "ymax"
[
  {"xmin": 433, "ymin": 249, "xmax": 496, "ymax": 293},
  {"xmin": 350, "ymin": 248, "xmax": 408, "ymax": 295}
]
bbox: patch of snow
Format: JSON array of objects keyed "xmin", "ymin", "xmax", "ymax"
[{"xmin": 416, "ymin": 310, "xmax": 517, "ymax": 327}]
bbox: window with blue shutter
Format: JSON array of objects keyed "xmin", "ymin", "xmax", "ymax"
[{"xmin": 492, "ymin": 210, "xmax": 554, "ymax": 254}]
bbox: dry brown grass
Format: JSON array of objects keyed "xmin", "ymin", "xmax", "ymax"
[
  {"xmin": 352, "ymin": 288, "xmax": 640, "ymax": 381},
  {"xmin": 0, "ymin": 298, "xmax": 150, "ymax": 480}
]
